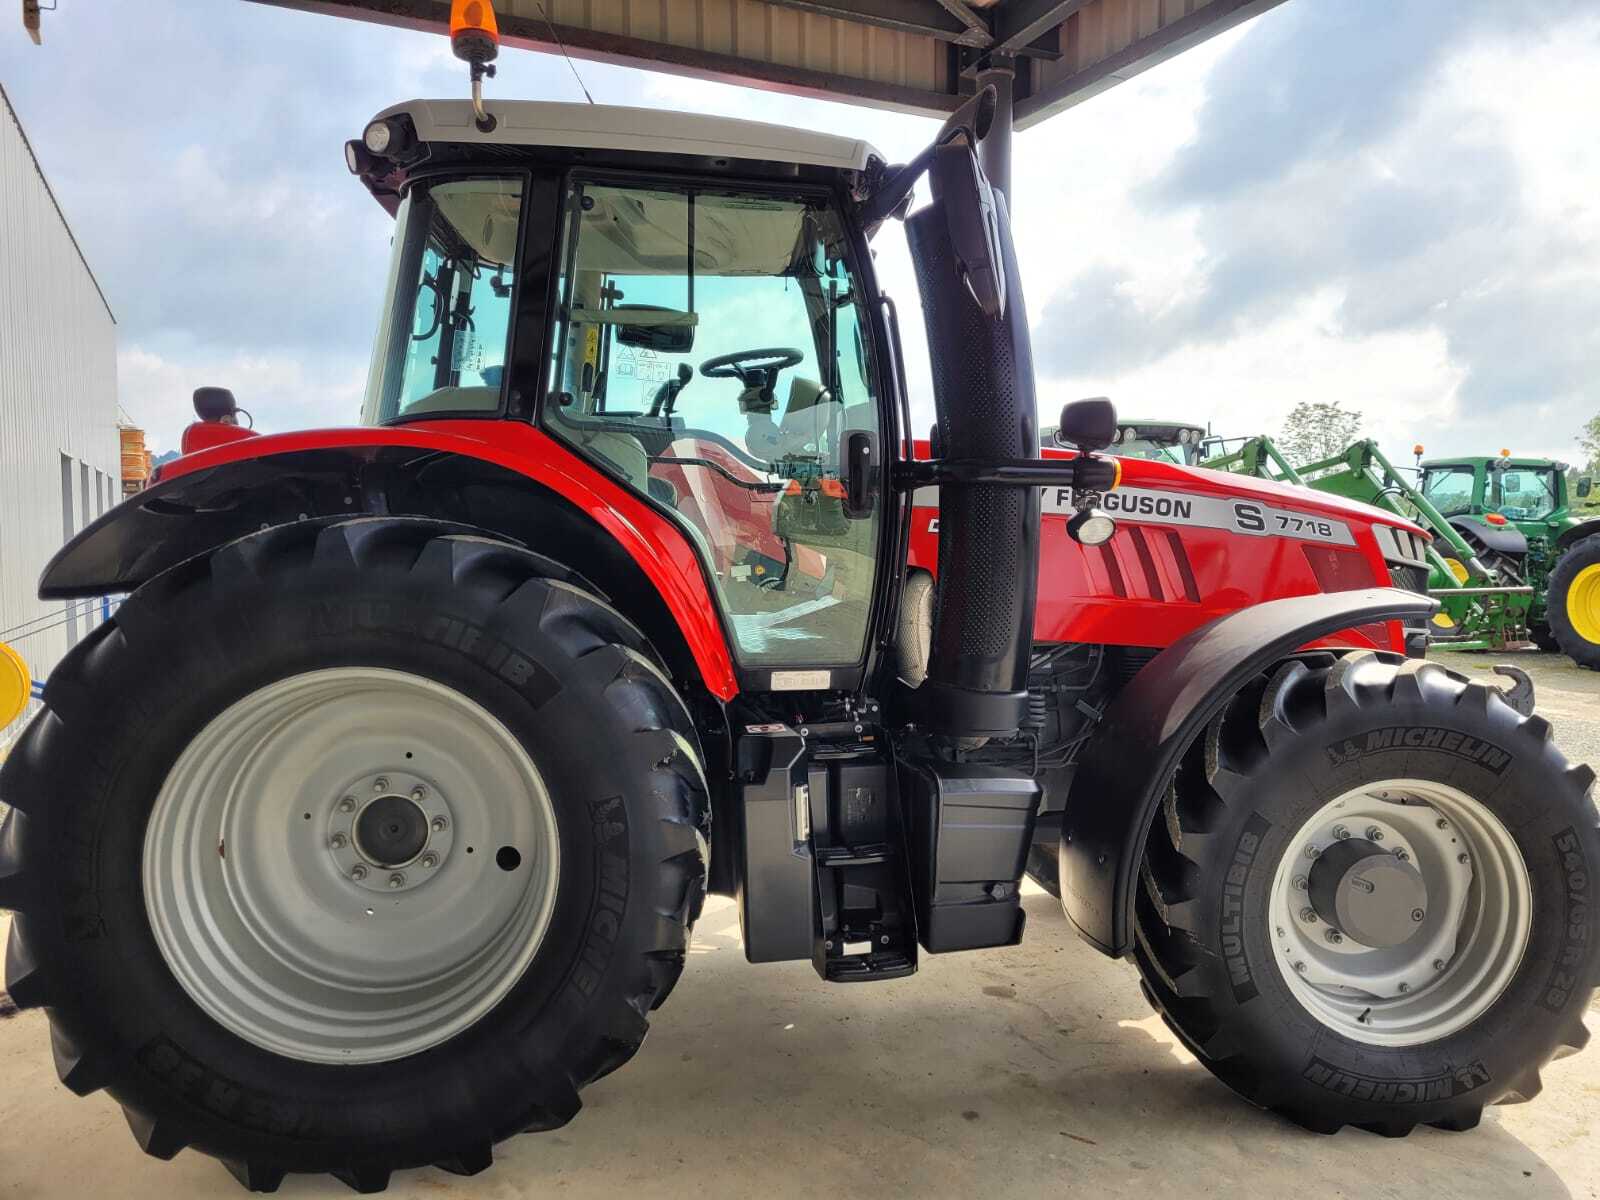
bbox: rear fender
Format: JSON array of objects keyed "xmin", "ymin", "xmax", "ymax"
[
  {"xmin": 1058, "ymin": 587, "xmax": 1438, "ymax": 957},
  {"xmin": 1448, "ymin": 514, "xmax": 1528, "ymax": 557},
  {"xmin": 43, "ymin": 424, "xmax": 738, "ymax": 699}
]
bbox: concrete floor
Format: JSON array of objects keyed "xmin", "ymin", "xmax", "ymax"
[{"xmin": 1, "ymin": 648, "xmax": 1597, "ymax": 1199}]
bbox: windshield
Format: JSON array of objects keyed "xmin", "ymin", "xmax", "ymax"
[
  {"xmin": 544, "ymin": 181, "xmax": 882, "ymax": 671},
  {"xmin": 1117, "ymin": 435, "xmax": 1199, "ymax": 465},
  {"xmin": 363, "ymin": 178, "xmax": 522, "ymax": 423},
  {"xmin": 1490, "ymin": 466, "xmax": 1559, "ymax": 521}
]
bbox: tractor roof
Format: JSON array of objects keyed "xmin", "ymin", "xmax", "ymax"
[
  {"xmin": 1421, "ymin": 457, "xmax": 1563, "ymax": 470},
  {"xmin": 368, "ymin": 98, "xmax": 883, "ymax": 175}
]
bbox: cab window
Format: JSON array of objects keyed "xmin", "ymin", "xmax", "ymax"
[
  {"xmin": 1491, "ymin": 467, "xmax": 1558, "ymax": 521},
  {"xmin": 544, "ymin": 181, "xmax": 882, "ymax": 671},
  {"xmin": 1421, "ymin": 467, "xmax": 1476, "ymax": 516},
  {"xmin": 363, "ymin": 178, "xmax": 522, "ymax": 423}
]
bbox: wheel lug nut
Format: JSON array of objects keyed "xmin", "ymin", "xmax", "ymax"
[
  {"xmin": 330, "ymin": 833, "xmax": 347, "ymax": 850},
  {"xmin": 1293, "ymin": 875, "xmax": 1308, "ymax": 891},
  {"xmin": 1411, "ymin": 908, "xmax": 1425, "ymax": 922},
  {"xmin": 1300, "ymin": 907, "xmax": 1319, "ymax": 924},
  {"xmin": 1436, "ymin": 818, "xmax": 1449, "ymax": 830},
  {"xmin": 1304, "ymin": 844, "xmax": 1320, "ymax": 859},
  {"xmin": 339, "ymin": 796, "xmax": 356, "ymax": 814},
  {"xmin": 1393, "ymin": 848, "xmax": 1410, "ymax": 861},
  {"xmin": 411, "ymin": 785, "xmax": 428, "ymax": 801},
  {"xmin": 1458, "ymin": 853, "xmax": 1470, "ymax": 865},
  {"xmin": 1332, "ymin": 825, "xmax": 1350, "ymax": 840},
  {"xmin": 421, "ymin": 852, "xmax": 439, "ymax": 869},
  {"xmin": 374, "ymin": 777, "xmax": 389, "ymax": 792},
  {"xmin": 1432, "ymin": 959, "xmax": 1446, "ymax": 971},
  {"xmin": 1293, "ymin": 961, "xmax": 1307, "ymax": 974},
  {"xmin": 388, "ymin": 873, "xmax": 405, "ymax": 889},
  {"xmin": 1324, "ymin": 929, "xmax": 1344, "ymax": 945},
  {"xmin": 432, "ymin": 816, "xmax": 448, "ymax": 833},
  {"xmin": 1397, "ymin": 982, "xmax": 1410, "ymax": 994},
  {"xmin": 351, "ymin": 865, "xmax": 368, "ymax": 881},
  {"xmin": 1365, "ymin": 826, "xmax": 1384, "ymax": 841}
]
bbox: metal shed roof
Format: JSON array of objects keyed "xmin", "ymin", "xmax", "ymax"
[{"xmin": 248, "ymin": 0, "xmax": 1284, "ymax": 130}]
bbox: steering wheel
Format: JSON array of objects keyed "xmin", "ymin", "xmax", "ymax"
[{"xmin": 698, "ymin": 347, "xmax": 804, "ymax": 385}]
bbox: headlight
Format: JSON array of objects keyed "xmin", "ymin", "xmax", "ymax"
[
  {"xmin": 1068, "ymin": 508, "xmax": 1117, "ymax": 546},
  {"xmin": 364, "ymin": 119, "xmax": 396, "ymax": 155}
]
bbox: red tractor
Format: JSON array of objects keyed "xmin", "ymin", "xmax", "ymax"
[{"xmin": 2, "ymin": 83, "xmax": 1595, "ymax": 1194}]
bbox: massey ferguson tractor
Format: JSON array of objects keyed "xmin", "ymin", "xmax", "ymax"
[{"xmin": 1, "ymin": 64, "xmax": 1596, "ymax": 1195}]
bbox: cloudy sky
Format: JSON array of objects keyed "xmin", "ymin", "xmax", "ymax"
[{"xmin": 2, "ymin": 0, "xmax": 1596, "ymax": 462}]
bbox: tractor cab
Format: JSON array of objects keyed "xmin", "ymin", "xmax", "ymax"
[
  {"xmin": 1418, "ymin": 454, "xmax": 1570, "ymax": 527},
  {"xmin": 353, "ymin": 104, "xmax": 892, "ymax": 673}
]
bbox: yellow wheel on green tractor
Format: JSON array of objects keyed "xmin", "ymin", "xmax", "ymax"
[
  {"xmin": 1548, "ymin": 537, "xmax": 1600, "ymax": 669},
  {"xmin": 1569, "ymin": 564, "xmax": 1600, "ymax": 645},
  {"xmin": 0, "ymin": 639, "xmax": 31, "ymax": 728}
]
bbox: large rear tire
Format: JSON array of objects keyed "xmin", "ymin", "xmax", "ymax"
[
  {"xmin": 1547, "ymin": 535, "xmax": 1600, "ymax": 670},
  {"xmin": 0, "ymin": 519, "xmax": 709, "ymax": 1192},
  {"xmin": 1133, "ymin": 652, "xmax": 1597, "ymax": 1134}
]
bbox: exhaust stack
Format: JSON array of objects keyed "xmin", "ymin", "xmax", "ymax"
[{"xmin": 906, "ymin": 184, "xmax": 1038, "ymax": 739}]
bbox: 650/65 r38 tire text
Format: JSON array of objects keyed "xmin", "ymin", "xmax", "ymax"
[
  {"xmin": 1133, "ymin": 652, "xmax": 1598, "ymax": 1135},
  {"xmin": 0, "ymin": 518, "xmax": 710, "ymax": 1193}
]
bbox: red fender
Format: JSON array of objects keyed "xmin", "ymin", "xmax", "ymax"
[{"xmin": 160, "ymin": 421, "xmax": 740, "ymax": 700}]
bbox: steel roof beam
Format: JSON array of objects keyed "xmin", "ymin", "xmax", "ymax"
[{"xmin": 763, "ymin": 0, "xmax": 991, "ymax": 46}]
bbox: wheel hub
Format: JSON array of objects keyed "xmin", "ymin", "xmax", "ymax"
[
  {"xmin": 326, "ymin": 771, "xmax": 456, "ymax": 893},
  {"xmin": 355, "ymin": 794, "xmax": 429, "ymax": 866},
  {"xmin": 1306, "ymin": 837, "xmax": 1428, "ymax": 949},
  {"xmin": 1268, "ymin": 780, "xmax": 1531, "ymax": 1047}
]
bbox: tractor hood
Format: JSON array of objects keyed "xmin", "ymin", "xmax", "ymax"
[{"xmin": 1047, "ymin": 446, "xmax": 1432, "ymax": 543}]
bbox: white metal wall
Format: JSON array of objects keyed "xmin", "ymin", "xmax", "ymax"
[{"xmin": 0, "ymin": 85, "xmax": 119, "ymax": 749}]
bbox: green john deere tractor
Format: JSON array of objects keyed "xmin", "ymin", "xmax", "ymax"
[{"xmin": 1417, "ymin": 453, "xmax": 1600, "ymax": 668}]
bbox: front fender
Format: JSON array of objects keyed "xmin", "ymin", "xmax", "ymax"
[
  {"xmin": 43, "ymin": 421, "xmax": 739, "ymax": 700},
  {"xmin": 1554, "ymin": 517, "xmax": 1600, "ymax": 555},
  {"xmin": 1058, "ymin": 587, "xmax": 1438, "ymax": 957}
]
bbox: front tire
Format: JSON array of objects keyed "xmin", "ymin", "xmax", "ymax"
[
  {"xmin": 1548, "ymin": 535, "xmax": 1600, "ymax": 670},
  {"xmin": 0, "ymin": 519, "xmax": 709, "ymax": 1192},
  {"xmin": 1133, "ymin": 652, "xmax": 1597, "ymax": 1134}
]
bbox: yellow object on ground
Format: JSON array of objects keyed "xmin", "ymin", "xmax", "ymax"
[
  {"xmin": 0, "ymin": 639, "xmax": 31, "ymax": 727},
  {"xmin": 1569, "ymin": 563, "xmax": 1600, "ymax": 645}
]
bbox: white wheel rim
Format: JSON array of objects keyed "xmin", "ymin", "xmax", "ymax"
[
  {"xmin": 143, "ymin": 668, "xmax": 560, "ymax": 1065},
  {"xmin": 1268, "ymin": 779, "xmax": 1531, "ymax": 1047}
]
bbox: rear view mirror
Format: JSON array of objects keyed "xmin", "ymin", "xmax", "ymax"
[
  {"xmin": 1578, "ymin": 477, "xmax": 1593, "ymax": 498},
  {"xmin": 1058, "ymin": 397, "xmax": 1117, "ymax": 452},
  {"xmin": 930, "ymin": 140, "xmax": 1006, "ymax": 319},
  {"xmin": 612, "ymin": 305, "xmax": 697, "ymax": 354},
  {"xmin": 193, "ymin": 386, "xmax": 238, "ymax": 422}
]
